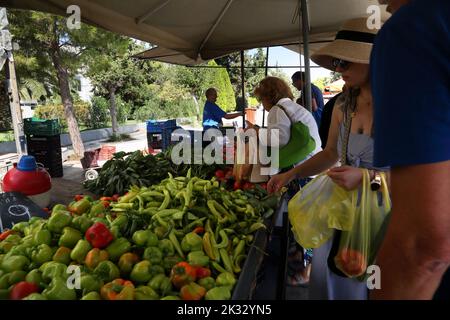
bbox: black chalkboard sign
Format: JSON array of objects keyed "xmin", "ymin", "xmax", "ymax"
[{"xmin": 0, "ymin": 192, "xmax": 48, "ymax": 232}]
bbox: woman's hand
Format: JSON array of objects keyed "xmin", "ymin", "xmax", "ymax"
[
  {"xmin": 327, "ymin": 166, "xmax": 363, "ymax": 191},
  {"xmin": 267, "ymin": 171, "xmax": 294, "ymax": 193}
]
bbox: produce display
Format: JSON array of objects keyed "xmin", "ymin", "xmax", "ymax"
[
  {"xmin": 84, "ymin": 149, "xmax": 226, "ymax": 196},
  {"xmin": 0, "ymin": 170, "xmax": 279, "ymax": 300}
]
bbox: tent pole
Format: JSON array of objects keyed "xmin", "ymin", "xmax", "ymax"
[
  {"xmin": 300, "ymin": 0, "xmax": 312, "ymax": 112},
  {"xmin": 262, "ymin": 46, "xmax": 269, "ymax": 128},
  {"xmin": 2, "ymin": 8, "xmax": 26, "ymax": 156},
  {"xmin": 240, "ymin": 50, "xmax": 245, "ymax": 128}
]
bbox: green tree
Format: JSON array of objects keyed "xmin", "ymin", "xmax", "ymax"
[{"xmin": 8, "ymin": 10, "xmax": 106, "ymax": 157}]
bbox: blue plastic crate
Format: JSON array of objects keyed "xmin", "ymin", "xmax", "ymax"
[
  {"xmin": 161, "ymin": 126, "xmax": 182, "ymax": 151},
  {"xmin": 146, "ymin": 119, "xmax": 177, "ymax": 133}
]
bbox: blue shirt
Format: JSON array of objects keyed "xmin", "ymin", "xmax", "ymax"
[
  {"xmin": 371, "ymin": 0, "xmax": 450, "ymax": 167},
  {"xmin": 202, "ymin": 101, "xmax": 227, "ymax": 130},
  {"xmin": 300, "ymin": 84, "xmax": 324, "ymax": 126}
]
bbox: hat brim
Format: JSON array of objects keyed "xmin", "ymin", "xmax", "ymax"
[{"xmin": 311, "ymin": 39, "xmax": 372, "ymax": 71}]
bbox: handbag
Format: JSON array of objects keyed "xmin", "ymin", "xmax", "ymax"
[{"xmin": 275, "ymin": 105, "xmax": 316, "ymax": 170}]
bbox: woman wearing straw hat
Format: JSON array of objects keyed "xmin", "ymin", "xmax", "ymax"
[{"xmin": 267, "ymin": 17, "xmax": 389, "ymax": 299}]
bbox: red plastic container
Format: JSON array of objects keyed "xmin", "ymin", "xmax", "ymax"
[{"xmin": 2, "ymin": 156, "xmax": 52, "ymax": 208}]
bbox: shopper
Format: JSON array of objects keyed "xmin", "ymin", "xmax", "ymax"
[
  {"xmin": 370, "ymin": 0, "xmax": 450, "ymax": 300},
  {"xmin": 268, "ymin": 18, "xmax": 387, "ymax": 299},
  {"xmin": 291, "ymin": 72, "xmax": 324, "ymax": 127},
  {"xmin": 249, "ymin": 76, "xmax": 322, "ymax": 286}
]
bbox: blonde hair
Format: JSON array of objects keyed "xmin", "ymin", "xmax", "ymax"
[{"xmin": 254, "ymin": 77, "xmax": 294, "ymax": 106}]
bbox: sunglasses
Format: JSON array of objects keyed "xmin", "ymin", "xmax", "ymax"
[{"xmin": 332, "ymin": 58, "xmax": 351, "ymax": 70}]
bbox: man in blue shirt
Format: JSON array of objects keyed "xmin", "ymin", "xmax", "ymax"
[
  {"xmin": 291, "ymin": 71, "xmax": 324, "ymax": 126},
  {"xmin": 371, "ymin": 0, "xmax": 450, "ymax": 300},
  {"xmin": 202, "ymin": 88, "xmax": 242, "ymax": 131}
]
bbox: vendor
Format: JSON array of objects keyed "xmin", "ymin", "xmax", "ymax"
[{"xmin": 202, "ymin": 88, "xmax": 242, "ymax": 131}]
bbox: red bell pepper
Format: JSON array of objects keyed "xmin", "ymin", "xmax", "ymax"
[
  {"xmin": 85, "ymin": 222, "xmax": 114, "ymax": 249},
  {"xmin": 74, "ymin": 194, "xmax": 84, "ymax": 202},
  {"xmin": 170, "ymin": 262, "xmax": 197, "ymax": 289},
  {"xmin": 0, "ymin": 229, "xmax": 15, "ymax": 241},
  {"xmin": 180, "ymin": 282, "xmax": 206, "ymax": 300},
  {"xmin": 195, "ymin": 267, "xmax": 211, "ymax": 279},
  {"xmin": 9, "ymin": 281, "xmax": 40, "ymax": 300}
]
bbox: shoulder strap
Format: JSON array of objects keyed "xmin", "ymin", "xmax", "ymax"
[
  {"xmin": 274, "ymin": 104, "xmax": 294, "ymax": 125},
  {"xmin": 340, "ymin": 96, "xmax": 354, "ymax": 166}
]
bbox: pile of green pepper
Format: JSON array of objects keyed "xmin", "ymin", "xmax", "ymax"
[{"xmin": 0, "ymin": 170, "xmax": 279, "ymax": 300}]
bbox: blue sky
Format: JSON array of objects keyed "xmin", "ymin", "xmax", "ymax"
[{"xmin": 260, "ymin": 46, "xmax": 332, "ymax": 81}]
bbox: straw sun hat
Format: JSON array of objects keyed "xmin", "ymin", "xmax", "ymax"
[{"xmin": 311, "ymin": 17, "xmax": 382, "ymax": 71}]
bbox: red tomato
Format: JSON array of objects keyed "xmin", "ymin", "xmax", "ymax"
[
  {"xmin": 260, "ymin": 183, "xmax": 268, "ymax": 190},
  {"xmin": 112, "ymin": 194, "xmax": 120, "ymax": 202},
  {"xmin": 335, "ymin": 248, "xmax": 367, "ymax": 277},
  {"xmin": 74, "ymin": 195, "xmax": 84, "ymax": 201},
  {"xmin": 233, "ymin": 181, "xmax": 242, "ymax": 190},
  {"xmin": 195, "ymin": 267, "xmax": 211, "ymax": 279},
  {"xmin": 9, "ymin": 282, "xmax": 40, "ymax": 300}
]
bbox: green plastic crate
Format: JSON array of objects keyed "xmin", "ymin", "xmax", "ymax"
[{"xmin": 24, "ymin": 118, "xmax": 61, "ymax": 136}]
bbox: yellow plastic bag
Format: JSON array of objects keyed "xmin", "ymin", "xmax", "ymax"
[
  {"xmin": 288, "ymin": 173, "xmax": 355, "ymax": 248},
  {"xmin": 334, "ymin": 170, "xmax": 391, "ymax": 278}
]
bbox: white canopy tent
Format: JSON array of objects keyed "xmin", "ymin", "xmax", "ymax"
[{"xmin": 1, "ymin": 0, "xmax": 387, "ymax": 62}]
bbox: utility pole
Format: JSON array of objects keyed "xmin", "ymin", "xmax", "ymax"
[{"xmin": 1, "ymin": 8, "xmax": 26, "ymax": 156}]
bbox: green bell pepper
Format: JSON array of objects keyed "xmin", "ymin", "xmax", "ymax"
[
  {"xmin": 12, "ymin": 222, "xmax": 29, "ymax": 234},
  {"xmin": 158, "ymin": 239, "xmax": 175, "ymax": 256},
  {"xmin": 132, "ymin": 230, "xmax": 159, "ymax": 247},
  {"xmin": 31, "ymin": 244, "xmax": 53, "ymax": 265},
  {"xmin": 52, "ymin": 247, "xmax": 72, "ymax": 265},
  {"xmin": 148, "ymin": 274, "xmax": 172, "ymax": 294},
  {"xmin": 85, "ymin": 248, "xmax": 109, "ymax": 269},
  {"xmin": 40, "ymin": 262, "xmax": 67, "ymax": 283},
  {"xmin": 106, "ymin": 238, "xmax": 131, "ymax": 261},
  {"xmin": 89, "ymin": 202, "xmax": 105, "ymax": 217},
  {"xmin": 22, "ymin": 293, "xmax": 47, "ymax": 300},
  {"xmin": 143, "ymin": 247, "xmax": 163, "ymax": 265},
  {"xmin": 181, "ymin": 232, "xmax": 203, "ymax": 252},
  {"xmin": 0, "ymin": 241, "xmax": 15, "ymax": 254},
  {"xmin": 47, "ymin": 211, "xmax": 72, "ymax": 233},
  {"xmin": 52, "ymin": 204, "xmax": 67, "ymax": 213},
  {"xmin": 118, "ymin": 252, "xmax": 139, "ymax": 276},
  {"xmin": 33, "ymin": 228, "xmax": 52, "ymax": 246},
  {"xmin": 149, "ymin": 265, "xmax": 165, "ymax": 277},
  {"xmin": 80, "ymin": 273, "xmax": 103, "ymax": 294},
  {"xmin": 58, "ymin": 227, "xmax": 82, "ymax": 249},
  {"xmin": 81, "ymin": 291, "xmax": 101, "ymax": 300},
  {"xmin": 3, "ymin": 234, "xmax": 21, "ymax": 245},
  {"xmin": 94, "ymin": 261, "xmax": 120, "ymax": 282},
  {"xmin": 7, "ymin": 270, "xmax": 27, "ymax": 286},
  {"xmin": 134, "ymin": 285, "xmax": 159, "ymax": 300},
  {"xmin": 130, "ymin": 260, "xmax": 152, "ymax": 283},
  {"xmin": 216, "ymin": 272, "xmax": 236, "ymax": 287},
  {"xmin": 71, "ymin": 215, "xmax": 94, "ymax": 234},
  {"xmin": 42, "ymin": 277, "xmax": 77, "ymax": 300},
  {"xmin": 1, "ymin": 255, "xmax": 29, "ymax": 272},
  {"xmin": 187, "ymin": 251, "xmax": 210, "ymax": 267},
  {"xmin": 205, "ymin": 286, "xmax": 231, "ymax": 300},
  {"xmin": 198, "ymin": 277, "xmax": 216, "ymax": 291},
  {"xmin": 162, "ymin": 255, "xmax": 183, "ymax": 272},
  {"xmin": 0, "ymin": 273, "xmax": 10, "ymax": 289},
  {"xmin": 70, "ymin": 240, "xmax": 92, "ymax": 263},
  {"xmin": 25, "ymin": 269, "xmax": 43, "ymax": 286},
  {"xmin": 69, "ymin": 198, "xmax": 92, "ymax": 215}
]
